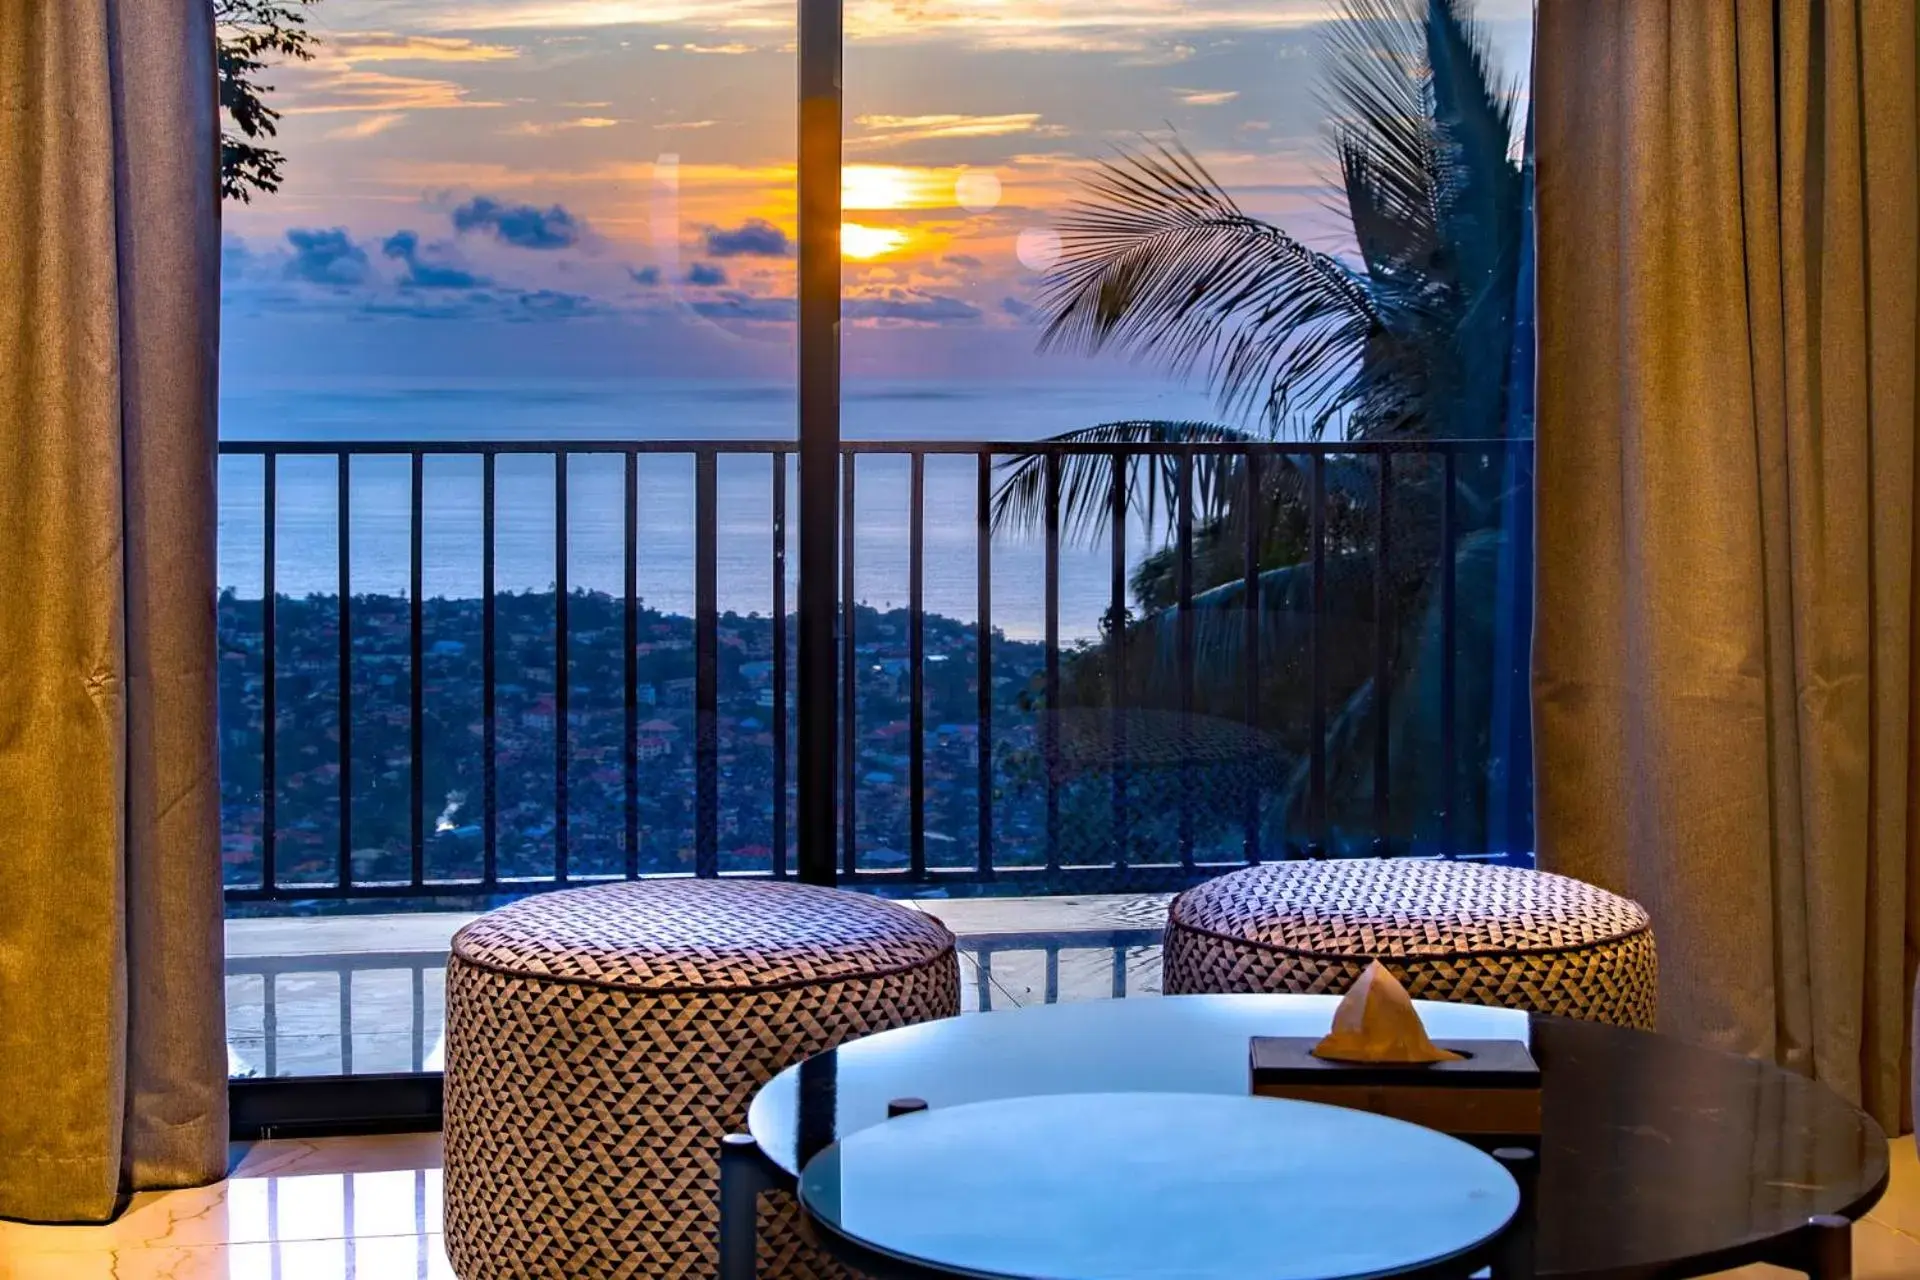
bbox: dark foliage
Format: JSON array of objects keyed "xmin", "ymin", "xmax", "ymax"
[{"xmin": 217, "ymin": 0, "xmax": 321, "ymax": 202}]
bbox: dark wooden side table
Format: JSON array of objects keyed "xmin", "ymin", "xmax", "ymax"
[{"xmin": 720, "ymin": 995, "xmax": 1888, "ymax": 1280}]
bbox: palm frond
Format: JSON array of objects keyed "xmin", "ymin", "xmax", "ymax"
[
  {"xmin": 1322, "ymin": 0, "xmax": 1441, "ymax": 280},
  {"xmin": 1338, "ymin": 137, "xmax": 1439, "ymax": 285},
  {"xmin": 1425, "ymin": 0, "xmax": 1522, "ymax": 194},
  {"xmin": 1315, "ymin": 0, "xmax": 1528, "ymax": 442},
  {"xmin": 990, "ymin": 420, "xmax": 1263, "ymax": 543},
  {"xmin": 1037, "ymin": 140, "xmax": 1380, "ymax": 431},
  {"xmin": 1425, "ymin": 0, "xmax": 1524, "ymax": 385}
]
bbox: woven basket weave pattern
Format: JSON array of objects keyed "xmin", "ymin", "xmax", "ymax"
[
  {"xmin": 442, "ymin": 881, "xmax": 960, "ymax": 1280},
  {"xmin": 1162, "ymin": 860, "xmax": 1658, "ymax": 1029}
]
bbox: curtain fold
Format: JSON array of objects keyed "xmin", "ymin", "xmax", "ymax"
[
  {"xmin": 1534, "ymin": 0, "xmax": 1920, "ymax": 1130},
  {"xmin": 0, "ymin": 0, "xmax": 228, "ymax": 1222}
]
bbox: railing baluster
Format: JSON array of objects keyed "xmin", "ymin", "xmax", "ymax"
[
  {"xmin": 263, "ymin": 975, "xmax": 278, "ymax": 1079},
  {"xmin": 339, "ymin": 969, "xmax": 354, "ymax": 1075},
  {"xmin": 410, "ymin": 452, "xmax": 425, "ymax": 889},
  {"xmin": 772, "ymin": 451, "xmax": 789, "ymax": 879},
  {"xmin": 1243, "ymin": 449, "xmax": 1261, "ymax": 865},
  {"xmin": 482, "ymin": 453, "xmax": 498, "ymax": 891},
  {"xmin": 262, "ymin": 452, "xmax": 277, "ymax": 894},
  {"xmin": 554, "ymin": 454, "xmax": 570, "ymax": 884},
  {"xmin": 338, "ymin": 452, "xmax": 353, "ymax": 892},
  {"xmin": 1308, "ymin": 452, "xmax": 1327, "ymax": 858},
  {"xmin": 696, "ymin": 450, "xmax": 720, "ymax": 879},
  {"xmin": 1044, "ymin": 451, "xmax": 1060, "ymax": 875},
  {"xmin": 1044, "ymin": 945, "xmax": 1060, "ymax": 1004},
  {"xmin": 625, "ymin": 450, "xmax": 640, "ymax": 879},
  {"xmin": 210, "ymin": 436, "xmax": 1512, "ymax": 904},
  {"xmin": 841, "ymin": 453, "xmax": 857, "ymax": 878},
  {"xmin": 1440, "ymin": 447, "xmax": 1458, "ymax": 859},
  {"xmin": 1177, "ymin": 451, "xmax": 1195, "ymax": 870},
  {"xmin": 976, "ymin": 453, "xmax": 993, "ymax": 880},
  {"xmin": 909, "ymin": 451, "xmax": 926, "ymax": 881},
  {"xmin": 1108, "ymin": 451, "xmax": 1128, "ymax": 871},
  {"xmin": 410, "ymin": 963, "xmax": 425, "ymax": 1073},
  {"xmin": 1373, "ymin": 452, "xmax": 1393, "ymax": 855}
]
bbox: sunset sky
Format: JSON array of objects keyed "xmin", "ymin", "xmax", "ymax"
[{"xmin": 218, "ymin": 0, "xmax": 1533, "ymax": 397}]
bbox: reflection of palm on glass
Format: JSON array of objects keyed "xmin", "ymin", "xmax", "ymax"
[{"xmin": 996, "ymin": 0, "xmax": 1534, "ymax": 856}]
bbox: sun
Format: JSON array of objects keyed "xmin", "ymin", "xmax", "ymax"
[
  {"xmin": 842, "ymin": 165, "xmax": 946, "ymax": 211},
  {"xmin": 841, "ymin": 222, "xmax": 909, "ymax": 259}
]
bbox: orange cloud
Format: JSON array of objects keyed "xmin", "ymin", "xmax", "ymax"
[
  {"xmin": 282, "ymin": 66, "xmax": 504, "ymax": 114},
  {"xmin": 428, "ymin": 0, "xmax": 1338, "ymax": 44},
  {"xmin": 325, "ymin": 33, "xmax": 520, "ymax": 63},
  {"xmin": 851, "ymin": 113, "xmax": 1051, "ymax": 150},
  {"xmin": 437, "ymin": 0, "xmax": 791, "ymax": 30},
  {"xmin": 323, "ymin": 113, "xmax": 408, "ymax": 140},
  {"xmin": 1176, "ymin": 89, "xmax": 1241, "ymax": 106},
  {"xmin": 505, "ymin": 117, "xmax": 625, "ymax": 136},
  {"xmin": 843, "ymin": 0, "xmax": 1332, "ymax": 48}
]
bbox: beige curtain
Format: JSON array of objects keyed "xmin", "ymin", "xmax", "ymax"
[
  {"xmin": 1535, "ymin": 0, "xmax": 1920, "ymax": 1130},
  {"xmin": 0, "ymin": 0, "xmax": 228, "ymax": 1222}
]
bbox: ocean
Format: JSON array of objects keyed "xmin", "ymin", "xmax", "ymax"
[{"xmin": 217, "ymin": 377, "xmax": 1229, "ymax": 641}]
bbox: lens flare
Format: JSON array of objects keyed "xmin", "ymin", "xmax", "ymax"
[
  {"xmin": 1016, "ymin": 226, "xmax": 1061, "ymax": 272},
  {"xmin": 955, "ymin": 170, "xmax": 1002, "ymax": 213}
]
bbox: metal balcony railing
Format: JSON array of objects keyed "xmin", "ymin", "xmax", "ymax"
[
  {"xmin": 224, "ymin": 928, "xmax": 1168, "ymax": 1079},
  {"xmin": 216, "ymin": 437, "xmax": 1533, "ymax": 906}
]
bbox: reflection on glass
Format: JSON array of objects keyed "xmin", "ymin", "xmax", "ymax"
[
  {"xmin": 844, "ymin": 0, "xmax": 1536, "ymax": 869},
  {"xmin": 220, "ymin": 1165, "xmax": 454, "ymax": 1278}
]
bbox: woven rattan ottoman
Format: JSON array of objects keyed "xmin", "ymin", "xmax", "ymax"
[
  {"xmin": 1162, "ymin": 859, "xmax": 1658, "ymax": 1028},
  {"xmin": 442, "ymin": 880, "xmax": 960, "ymax": 1279}
]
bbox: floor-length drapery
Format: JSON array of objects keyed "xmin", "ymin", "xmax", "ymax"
[
  {"xmin": 1534, "ymin": 0, "xmax": 1920, "ymax": 1130},
  {"xmin": 0, "ymin": 0, "xmax": 228, "ymax": 1222}
]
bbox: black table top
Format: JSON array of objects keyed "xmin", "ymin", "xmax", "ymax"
[
  {"xmin": 798, "ymin": 1091, "xmax": 1521, "ymax": 1280},
  {"xmin": 747, "ymin": 995, "xmax": 1890, "ymax": 1279}
]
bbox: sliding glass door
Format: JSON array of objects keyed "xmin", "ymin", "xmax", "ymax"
[
  {"xmin": 216, "ymin": 0, "xmax": 798, "ymax": 1111},
  {"xmin": 836, "ymin": 0, "xmax": 1538, "ymax": 891},
  {"xmin": 215, "ymin": 0, "xmax": 1537, "ymax": 1119}
]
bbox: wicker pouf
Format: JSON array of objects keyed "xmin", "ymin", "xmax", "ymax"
[
  {"xmin": 1162, "ymin": 859, "xmax": 1657, "ymax": 1029},
  {"xmin": 442, "ymin": 880, "xmax": 960, "ymax": 1280}
]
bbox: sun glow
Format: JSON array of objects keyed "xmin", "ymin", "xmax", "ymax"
[
  {"xmin": 841, "ymin": 222, "xmax": 909, "ymax": 259},
  {"xmin": 842, "ymin": 164, "xmax": 950, "ymax": 210}
]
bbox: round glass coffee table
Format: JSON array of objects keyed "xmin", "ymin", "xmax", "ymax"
[
  {"xmin": 797, "ymin": 1092, "xmax": 1521, "ymax": 1280},
  {"xmin": 719, "ymin": 995, "xmax": 1889, "ymax": 1280}
]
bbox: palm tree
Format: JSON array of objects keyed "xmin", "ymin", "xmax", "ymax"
[{"xmin": 995, "ymin": 0, "xmax": 1535, "ymax": 857}]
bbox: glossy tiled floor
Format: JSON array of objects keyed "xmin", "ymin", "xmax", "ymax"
[
  {"xmin": 3, "ymin": 1131, "xmax": 1917, "ymax": 1278},
  {"xmin": 12, "ymin": 898, "xmax": 1920, "ymax": 1277},
  {"xmin": 0, "ymin": 1133, "xmax": 451, "ymax": 1279}
]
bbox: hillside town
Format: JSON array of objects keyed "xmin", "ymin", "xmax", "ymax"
[{"xmin": 215, "ymin": 590, "xmax": 1057, "ymax": 896}]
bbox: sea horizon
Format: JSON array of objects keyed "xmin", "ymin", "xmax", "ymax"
[{"xmin": 218, "ymin": 376, "xmax": 1229, "ymax": 641}]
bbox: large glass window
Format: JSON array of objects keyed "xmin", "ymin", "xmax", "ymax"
[
  {"xmin": 217, "ymin": 0, "xmax": 799, "ymax": 1080},
  {"xmin": 839, "ymin": 0, "xmax": 1536, "ymax": 878},
  {"xmin": 217, "ymin": 0, "xmax": 1535, "ymax": 1086}
]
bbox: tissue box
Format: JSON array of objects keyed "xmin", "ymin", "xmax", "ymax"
[{"xmin": 1249, "ymin": 1037, "xmax": 1541, "ymax": 1138}]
